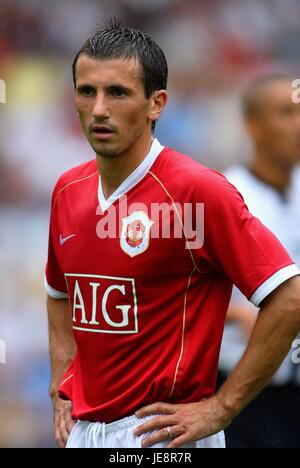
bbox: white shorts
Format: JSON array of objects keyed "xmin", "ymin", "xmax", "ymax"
[{"xmin": 66, "ymin": 414, "xmax": 226, "ymax": 449}]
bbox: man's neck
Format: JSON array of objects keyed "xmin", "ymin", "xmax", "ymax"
[
  {"xmin": 249, "ymin": 152, "xmax": 293, "ymax": 195},
  {"xmin": 96, "ymin": 133, "xmax": 153, "ymax": 200}
]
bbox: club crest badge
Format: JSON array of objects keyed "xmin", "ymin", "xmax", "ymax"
[{"xmin": 121, "ymin": 211, "xmax": 154, "ymax": 258}]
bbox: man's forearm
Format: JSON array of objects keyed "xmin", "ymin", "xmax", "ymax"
[
  {"xmin": 218, "ymin": 276, "xmax": 300, "ymax": 420},
  {"xmin": 47, "ymin": 296, "xmax": 76, "ymax": 401}
]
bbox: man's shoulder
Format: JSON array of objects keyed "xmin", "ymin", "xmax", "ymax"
[
  {"xmin": 153, "ymin": 147, "xmax": 233, "ymax": 197},
  {"xmin": 52, "ymin": 159, "xmax": 98, "ymax": 202}
]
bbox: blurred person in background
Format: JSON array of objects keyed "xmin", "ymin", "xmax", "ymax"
[{"xmin": 220, "ymin": 74, "xmax": 300, "ymax": 448}]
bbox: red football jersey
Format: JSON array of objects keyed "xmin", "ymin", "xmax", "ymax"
[{"xmin": 45, "ymin": 139, "xmax": 299, "ymax": 423}]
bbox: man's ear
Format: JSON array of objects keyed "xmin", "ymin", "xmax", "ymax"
[{"xmin": 148, "ymin": 90, "xmax": 168, "ymax": 125}]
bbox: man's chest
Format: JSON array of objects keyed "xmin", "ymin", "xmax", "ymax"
[
  {"xmin": 55, "ymin": 197, "xmax": 194, "ymax": 335},
  {"xmin": 55, "ymin": 176, "xmax": 196, "ymax": 277}
]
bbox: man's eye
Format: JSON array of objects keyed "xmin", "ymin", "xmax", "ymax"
[
  {"xmin": 80, "ymin": 87, "xmax": 94, "ymax": 97},
  {"xmin": 111, "ymin": 88, "xmax": 126, "ymax": 98}
]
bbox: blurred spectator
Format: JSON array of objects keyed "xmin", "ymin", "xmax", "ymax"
[
  {"xmin": 220, "ymin": 75, "xmax": 300, "ymax": 448},
  {"xmin": 0, "ymin": 152, "xmax": 29, "ymax": 204}
]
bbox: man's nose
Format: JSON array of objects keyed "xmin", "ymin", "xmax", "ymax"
[{"xmin": 92, "ymin": 94, "xmax": 110, "ymax": 119}]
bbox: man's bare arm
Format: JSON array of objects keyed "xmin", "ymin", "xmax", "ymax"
[
  {"xmin": 47, "ymin": 295, "xmax": 77, "ymax": 448},
  {"xmin": 134, "ymin": 276, "xmax": 300, "ymax": 448},
  {"xmin": 219, "ymin": 275, "xmax": 300, "ymax": 417}
]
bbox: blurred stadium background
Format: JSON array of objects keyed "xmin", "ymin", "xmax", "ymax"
[{"xmin": 1, "ymin": 0, "xmax": 300, "ymax": 448}]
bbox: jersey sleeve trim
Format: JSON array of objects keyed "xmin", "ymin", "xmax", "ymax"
[
  {"xmin": 250, "ymin": 264, "xmax": 300, "ymax": 307},
  {"xmin": 44, "ymin": 275, "xmax": 69, "ymax": 300}
]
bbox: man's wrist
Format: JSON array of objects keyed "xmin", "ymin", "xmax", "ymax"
[{"xmin": 214, "ymin": 390, "xmax": 240, "ymax": 424}]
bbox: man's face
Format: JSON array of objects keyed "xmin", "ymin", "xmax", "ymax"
[
  {"xmin": 248, "ymin": 80, "xmax": 300, "ymax": 167},
  {"xmin": 75, "ymin": 55, "xmax": 153, "ymax": 158}
]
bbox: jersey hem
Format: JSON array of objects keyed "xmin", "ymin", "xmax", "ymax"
[
  {"xmin": 44, "ymin": 275, "xmax": 69, "ymax": 299},
  {"xmin": 250, "ymin": 264, "xmax": 300, "ymax": 307}
]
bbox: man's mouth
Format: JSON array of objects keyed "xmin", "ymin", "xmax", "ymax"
[{"xmin": 91, "ymin": 125, "xmax": 115, "ymax": 137}]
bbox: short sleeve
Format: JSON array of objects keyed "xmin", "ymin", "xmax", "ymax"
[
  {"xmin": 196, "ymin": 171, "xmax": 300, "ymax": 307},
  {"xmin": 45, "ymin": 188, "xmax": 69, "ymax": 299}
]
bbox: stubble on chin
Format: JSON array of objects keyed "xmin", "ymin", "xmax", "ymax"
[{"xmin": 92, "ymin": 143, "xmax": 121, "ymax": 159}]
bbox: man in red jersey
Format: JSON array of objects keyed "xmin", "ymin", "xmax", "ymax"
[{"xmin": 46, "ymin": 20, "xmax": 300, "ymax": 449}]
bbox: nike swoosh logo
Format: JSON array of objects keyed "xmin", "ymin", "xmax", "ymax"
[{"xmin": 60, "ymin": 234, "xmax": 76, "ymax": 246}]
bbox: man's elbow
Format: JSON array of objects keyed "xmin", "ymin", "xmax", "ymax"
[{"xmin": 278, "ymin": 276, "xmax": 300, "ymax": 328}]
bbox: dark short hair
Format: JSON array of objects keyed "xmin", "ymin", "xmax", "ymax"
[
  {"xmin": 242, "ymin": 73, "xmax": 292, "ymax": 118},
  {"xmin": 72, "ymin": 19, "xmax": 168, "ymax": 132}
]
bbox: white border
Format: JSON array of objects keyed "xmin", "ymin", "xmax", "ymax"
[
  {"xmin": 65, "ymin": 273, "xmax": 138, "ymax": 334},
  {"xmin": 44, "ymin": 275, "xmax": 69, "ymax": 299},
  {"xmin": 250, "ymin": 264, "xmax": 300, "ymax": 307}
]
